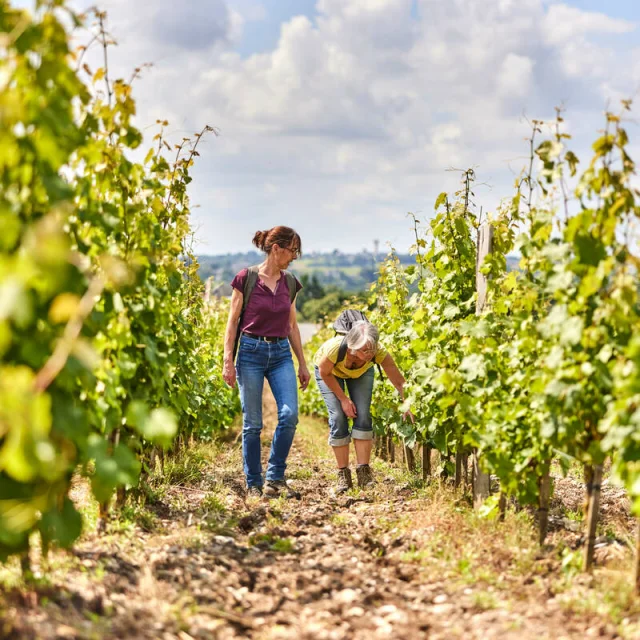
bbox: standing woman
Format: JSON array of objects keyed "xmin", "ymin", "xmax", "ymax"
[{"xmin": 223, "ymin": 226, "xmax": 310, "ymax": 498}]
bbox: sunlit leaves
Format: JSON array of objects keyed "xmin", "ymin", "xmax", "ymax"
[
  {"xmin": 315, "ymin": 102, "xmax": 640, "ymax": 518},
  {"xmin": 0, "ymin": 1, "xmax": 239, "ymax": 560}
]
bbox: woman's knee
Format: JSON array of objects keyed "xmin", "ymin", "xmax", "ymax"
[
  {"xmin": 352, "ymin": 410, "xmax": 372, "ymax": 432},
  {"xmin": 278, "ymin": 403, "xmax": 298, "ymax": 429},
  {"xmin": 328, "ymin": 414, "xmax": 350, "ymax": 446},
  {"xmin": 243, "ymin": 423, "xmax": 262, "ymax": 437},
  {"xmin": 329, "ymin": 411, "xmax": 348, "ymax": 433}
]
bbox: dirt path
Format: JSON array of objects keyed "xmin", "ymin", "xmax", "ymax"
[
  {"xmin": 2, "ymin": 391, "xmax": 639, "ymax": 639},
  {"xmin": 297, "ymin": 322, "xmax": 319, "ymax": 345}
]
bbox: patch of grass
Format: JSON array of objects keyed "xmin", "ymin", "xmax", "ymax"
[
  {"xmin": 401, "ymin": 544, "xmax": 430, "ymax": 564},
  {"xmin": 472, "ymin": 590, "xmax": 499, "ymax": 611},
  {"xmin": 555, "ymin": 571, "xmax": 640, "ymax": 637},
  {"xmin": 265, "ymin": 511, "xmax": 283, "ymax": 528},
  {"xmin": 134, "ymin": 508, "xmax": 160, "ymax": 533},
  {"xmin": 370, "ymin": 456, "xmax": 433, "ymax": 497},
  {"xmin": 148, "ymin": 440, "xmax": 226, "ymax": 490},
  {"xmin": 564, "ymin": 508, "xmax": 583, "ymax": 522},
  {"xmin": 271, "ymin": 538, "xmax": 295, "ymax": 553},
  {"xmin": 139, "ymin": 481, "xmax": 167, "ymax": 506},
  {"xmin": 0, "ymin": 558, "xmax": 23, "ymax": 590},
  {"xmin": 199, "ymin": 483, "xmax": 237, "ymax": 534},
  {"xmin": 296, "ymin": 416, "xmax": 333, "ymax": 460},
  {"xmin": 393, "ymin": 485, "xmax": 539, "ymax": 591},
  {"xmin": 204, "ymin": 498, "xmax": 238, "ymax": 537},
  {"xmin": 79, "ymin": 492, "xmax": 100, "ymax": 535},
  {"xmin": 559, "ymin": 548, "xmax": 582, "ymax": 577},
  {"xmin": 266, "ymin": 495, "xmax": 287, "ymax": 518},
  {"xmin": 108, "ymin": 504, "xmax": 162, "ymax": 534},
  {"xmin": 204, "ymin": 517, "xmax": 238, "ymax": 536},
  {"xmin": 331, "ymin": 514, "xmax": 350, "ymax": 527},
  {"xmin": 379, "ymin": 470, "xmax": 640, "ymax": 633},
  {"xmin": 248, "ymin": 532, "xmax": 276, "ymax": 546},
  {"xmin": 106, "ymin": 516, "xmax": 135, "ymax": 535},
  {"xmin": 182, "ymin": 534, "xmax": 207, "ymax": 550},
  {"xmin": 199, "ymin": 493, "xmax": 227, "ymax": 516},
  {"xmin": 248, "ymin": 532, "xmax": 295, "ymax": 553},
  {"xmin": 161, "ymin": 448, "xmax": 209, "ymax": 486},
  {"xmin": 288, "ymin": 467, "xmax": 313, "ymax": 480}
]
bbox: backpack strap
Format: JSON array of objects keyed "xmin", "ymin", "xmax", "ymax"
[
  {"xmin": 283, "ymin": 270, "xmax": 297, "ymax": 304},
  {"xmin": 337, "ymin": 336, "xmax": 349, "ymax": 364},
  {"xmin": 233, "ymin": 265, "xmax": 260, "ymax": 360},
  {"xmin": 241, "ymin": 265, "xmax": 260, "ymax": 314}
]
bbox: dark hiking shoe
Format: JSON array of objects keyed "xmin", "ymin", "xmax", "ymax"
[
  {"xmin": 335, "ymin": 467, "xmax": 353, "ymax": 494},
  {"xmin": 246, "ymin": 486, "xmax": 263, "ymax": 499},
  {"xmin": 264, "ymin": 479, "xmax": 301, "ymax": 500},
  {"xmin": 356, "ymin": 464, "xmax": 374, "ymax": 489}
]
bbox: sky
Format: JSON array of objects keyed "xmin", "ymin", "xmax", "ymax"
[{"xmin": 15, "ymin": 0, "xmax": 640, "ymax": 254}]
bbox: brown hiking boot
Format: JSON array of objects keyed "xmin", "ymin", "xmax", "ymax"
[
  {"xmin": 335, "ymin": 467, "xmax": 353, "ymax": 494},
  {"xmin": 246, "ymin": 486, "xmax": 263, "ymax": 499},
  {"xmin": 356, "ymin": 464, "xmax": 374, "ymax": 489},
  {"xmin": 264, "ymin": 479, "xmax": 301, "ymax": 499}
]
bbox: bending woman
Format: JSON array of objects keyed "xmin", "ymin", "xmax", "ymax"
[
  {"xmin": 314, "ymin": 321, "xmax": 411, "ymax": 494},
  {"xmin": 223, "ymin": 226, "xmax": 310, "ymax": 498}
]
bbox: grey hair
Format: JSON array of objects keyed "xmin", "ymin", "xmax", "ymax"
[{"xmin": 346, "ymin": 321, "xmax": 379, "ymax": 352}]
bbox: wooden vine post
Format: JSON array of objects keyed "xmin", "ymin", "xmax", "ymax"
[
  {"xmin": 388, "ymin": 435, "xmax": 395, "ymax": 463},
  {"xmin": 405, "ymin": 444, "xmax": 416, "ymax": 473},
  {"xmin": 583, "ymin": 463, "xmax": 603, "ymax": 571},
  {"xmin": 538, "ymin": 469, "xmax": 551, "ymax": 544},
  {"xmin": 422, "ymin": 444, "xmax": 431, "ymax": 481},
  {"xmin": 455, "ymin": 452, "xmax": 463, "ymax": 489},
  {"xmin": 473, "ymin": 222, "xmax": 493, "ymax": 509},
  {"xmin": 377, "ymin": 433, "xmax": 387, "ymax": 461},
  {"xmin": 635, "ymin": 520, "xmax": 640, "ymax": 594}
]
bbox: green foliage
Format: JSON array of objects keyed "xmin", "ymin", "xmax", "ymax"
[
  {"xmin": 298, "ymin": 325, "xmax": 333, "ymax": 418},
  {"xmin": 300, "ymin": 289, "xmax": 353, "ymax": 322},
  {"xmin": 300, "ymin": 104, "xmax": 640, "ymax": 524},
  {"xmin": 0, "ymin": 1, "xmax": 238, "ymax": 560}
]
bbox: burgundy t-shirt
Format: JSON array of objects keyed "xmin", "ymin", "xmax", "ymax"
[{"xmin": 231, "ymin": 269, "xmax": 302, "ymax": 338}]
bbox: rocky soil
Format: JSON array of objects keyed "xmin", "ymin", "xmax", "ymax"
[{"xmin": 1, "ymin": 393, "xmax": 639, "ymax": 640}]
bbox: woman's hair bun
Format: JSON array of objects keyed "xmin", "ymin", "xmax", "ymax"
[{"xmin": 252, "ymin": 230, "xmax": 268, "ymax": 250}]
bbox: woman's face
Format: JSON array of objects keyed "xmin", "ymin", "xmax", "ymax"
[
  {"xmin": 350, "ymin": 345, "xmax": 375, "ymax": 365},
  {"xmin": 273, "ymin": 243, "xmax": 300, "ymax": 269}
]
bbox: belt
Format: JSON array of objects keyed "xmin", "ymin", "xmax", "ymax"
[{"xmin": 242, "ymin": 332, "xmax": 287, "ymax": 343}]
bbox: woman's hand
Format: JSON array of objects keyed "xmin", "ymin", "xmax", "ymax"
[
  {"xmin": 298, "ymin": 363, "xmax": 311, "ymax": 390},
  {"xmin": 402, "ymin": 409, "xmax": 415, "ymax": 424},
  {"xmin": 223, "ymin": 359, "xmax": 236, "ymax": 388},
  {"xmin": 341, "ymin": 397, "xmax": 357, "ymax": 419}
]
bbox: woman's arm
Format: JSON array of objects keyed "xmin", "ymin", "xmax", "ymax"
[
  {"xmin": 379, "ymin": 354, "xmax": 405, "ymax": 396},
  {"xmin": 222, "ymin": 288, "xmax": 243, "ymax": 388},
  {"xmin": 380, "ymin": 353, "xmax": 414, "ymax": 422},
  {"xmin": 318, "ymin": 356, "xmax": 357, "ymax": 418},
  {"xmin": 288, "ymin": 302, "xmax": 310, "ymax": 390}
]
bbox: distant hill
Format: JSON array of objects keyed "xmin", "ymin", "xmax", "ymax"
[{"xmin": 195, "ymin": 251, "xmax": 521, "ymax": 293}]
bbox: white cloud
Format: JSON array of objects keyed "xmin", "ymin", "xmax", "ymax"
[
  {"xmin": 543, "ymin": 4, "xmax": 634, "ymax": 45},
  {"xmin": 66, "ymin": 0, "xmax": 639, "ymax": 253},
  {"xmin": 498, "ymin": 54, "xmax": 535, "ymax": 98}
]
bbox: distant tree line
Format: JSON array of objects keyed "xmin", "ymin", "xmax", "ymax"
[
  {"xmin": 195, "ymin": 251, "xmax": 415, "ymax": 296},
  {"xmin": 294, "ymin": 274, "xmax": 366, "ymax": 322}
]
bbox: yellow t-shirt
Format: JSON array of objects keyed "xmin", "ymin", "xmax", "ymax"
[{"xmin": 314, "ymin": 335, "xmax": 388, "ymax": 379}]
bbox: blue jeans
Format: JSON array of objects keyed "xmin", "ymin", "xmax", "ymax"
[
  {"xmin": 314, "ymin": 366, "xmax": 374, "ymax": 446},
  {"xmin": 236, "ymin": 335, "xmax": 298, "ymax": 488}
]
